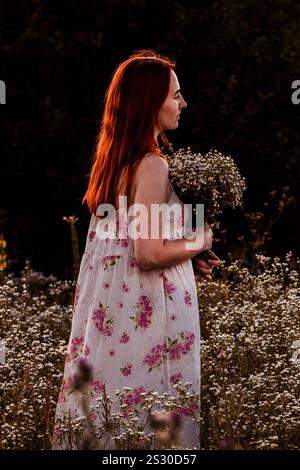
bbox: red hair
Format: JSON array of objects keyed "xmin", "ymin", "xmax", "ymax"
[{"xmin": 82, "ymin": 50, "xmax": 176, "ymax": 214}]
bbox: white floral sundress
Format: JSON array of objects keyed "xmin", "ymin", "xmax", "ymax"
[{"xmin": 52, "ymin": 182, "xmax": 200, "ymax": 449}]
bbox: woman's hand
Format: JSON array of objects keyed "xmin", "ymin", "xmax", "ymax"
[{"xmin": 192, "ymin": 249, "xmax": 222, "ymax": 281}]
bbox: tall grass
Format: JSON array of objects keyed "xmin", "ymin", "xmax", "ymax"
[{"xmin": 0, "ymin": 251, "xmax": 299, "ymax": 449}]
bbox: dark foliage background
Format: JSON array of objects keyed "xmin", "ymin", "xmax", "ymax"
[{"xmin": 0, "ymin": 0, "xmax": 299, "ymax": 279}]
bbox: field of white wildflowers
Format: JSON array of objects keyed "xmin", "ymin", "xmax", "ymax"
[{"xmin": 0, "ymin": 251, "xmax": 300, "ymax": 450}]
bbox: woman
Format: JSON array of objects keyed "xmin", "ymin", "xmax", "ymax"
[{"xmin": 52, "ymin": 50, "xmax": 220, "ymax": 450}]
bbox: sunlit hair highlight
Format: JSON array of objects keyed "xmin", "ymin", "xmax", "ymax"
[{"xmin": 82, "ymin": 50, "xmax": 176, "ymax": 214}]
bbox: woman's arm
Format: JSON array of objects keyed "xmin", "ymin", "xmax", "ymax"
[{"xmin": 132, "ymin": 154, "xmax": 212, "ymax": 271}]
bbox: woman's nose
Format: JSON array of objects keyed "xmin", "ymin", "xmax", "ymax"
[{"xmin": 180, "ymin": 96, "xmax": 187, "ymax": 109}]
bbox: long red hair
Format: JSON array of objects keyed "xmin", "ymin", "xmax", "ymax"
[{"xmin": 82, "ymin": 50, "xmax": 176, "ymax": 215}]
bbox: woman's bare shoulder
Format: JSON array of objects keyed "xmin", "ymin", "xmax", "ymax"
[
  {"xmin": 136, "ymin": 152, "xmax": 169, "ymax": 174},
  {"xmin": 132, "ymin": 153, "xmax": 169, "ymax": 202},
  {"xmin": 130, "ymin": 153, "xmax": 169, "ymax": 204},
  {"xmin": 144, "ymin": 152, "xmax": 169, "ymax": 164}
]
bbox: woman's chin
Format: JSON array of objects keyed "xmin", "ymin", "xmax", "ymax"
[{"xmin": 162, "ymin": 121, "xmax": 180, "ymax": 132}]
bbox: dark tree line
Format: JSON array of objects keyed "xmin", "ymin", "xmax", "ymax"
[{"xmin": 0, "ymin": 0, "xmax": 299, "ymax": 278}]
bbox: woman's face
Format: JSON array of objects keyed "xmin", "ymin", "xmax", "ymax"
[{"xmin": 157, "ymin": 70, "xmax": 187, "ymax": 133}]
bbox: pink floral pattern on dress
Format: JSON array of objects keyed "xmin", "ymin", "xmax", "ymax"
[
  {"xmin": 184, "ymin": 290, "xmax": 192, "ymax": 307},
  {"xmin": 121, "ymin": 363, "xmax": 133, "ymax": 376},
  {"xmin": 58, "ymin": 376, "xmax": 74, "ymax": 404},
  {"xmin": 130, "ymin": 295, "xmax": 153, "ymax": 330},
  {"xmin": 121, "ymin": 386, "xmax": 145, "ymax": 416},
  {"xmin": 119, "ymin": 332, "xmax": 130, "ymax": 344},
  {"xmin": 170, "ymin": 372, "xmax": 183, "ymax": 384},
  {"xmin": 122, "ymin": 281, "xmax": 130, "ymax": 293},
  {"xmin": 72, "ymin": 284, "xmax": 80, "ymax": 317},
  {"xmin": 65, "ymin": 335, "xmax": 86, "ymax": 363},
  {"xmin": 168, "ymin": 331, "xmax": 195, "ymax": 361},
  {"xmin": 160, "ymin": 272, "xmax": 177, "ymax": 300},
  {"xmin": 118, "ymin": 238, "xmax": 129, "ymax": 248},
  {"xmin": 143, "ymin": 343, "xmax": 167, "ymax": 372},
  {"xmin": 102, "ymin": 255, "xmax": 121, "ymax": 271},
  {"xmin": 114, "ymin": 217, "xmax": 129, "ymax": 247},
  {"xmin": 92, "ymin": 302, "xmax": 113, "ymax": 336},
  {"xmin": 74, "ymin": 284, "xmax": 80, "ymax": 309},
  {"xmin": 143, "ymin": 332, "xmax": 195, "ymax": 373},
  {"xmin": 88, "ymin": 231, "xmax": 96, "ymax": 241},
  {"xmin": 173, "ymin": 401, "xmax": 199, "ymax": 417},
  {"xmin": 116, "ymin": 214, "xmax": 127, "ymax": 235},
  {"xmin": 90, "ymin": 378, "xmax": 105, "ymax": 394},
  {"xmin": 130, "ymin": 257, "xmax": 140, "ymax": 268}
]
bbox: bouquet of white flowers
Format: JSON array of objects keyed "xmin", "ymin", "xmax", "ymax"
[
  {"xmin": 167, "ymin": 147, "xmax": 246, "ymax": 262},
  {"xmin": 167, "ymin": 147, "xmax": 246, "ymax": 225}
]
